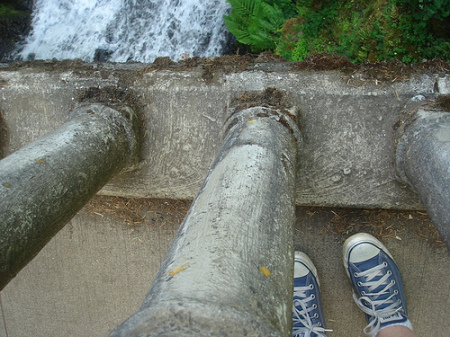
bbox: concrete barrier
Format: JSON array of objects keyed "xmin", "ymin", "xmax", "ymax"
[
  {"xmin": 396, "ymin": 105, "xmax": 450, "ymax": 248},
  {"xmin": 110, "ymin": 105, "xmax": 300, "ymax": 336},
  {"xmin": 1, "ymin": 60, "xmax": 448, "ymax": 209},
  {"xmin": 0, "ymin": 59, "xmax": 448, "ymax": 336},
  {"xmin": 0, "ymin": 103, "xmax": 140, "ymax": 290}
]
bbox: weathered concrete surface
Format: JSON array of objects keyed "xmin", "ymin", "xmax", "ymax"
[
  {"xmin": 111, "ymin": 106, "xmax": 299, "ymax": 336},
  {"xmin": 0, "ymin": 201, "xmax": 448, "ymax": 337},
  {"xmin": 396, "ymin": 109, "xmax": 450, "ymax": 248},
  {"xmin": 0, "ymin": 61, "xmax": 448, "ymax": 209},
  {"xmin": 0, "ymin": 104, "xmax": 140, "ymax": 290}
]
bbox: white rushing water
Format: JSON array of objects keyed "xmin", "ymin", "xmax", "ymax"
[{"xmin": 19, "ymin": 0, "xmax": 231, "ymax": 62}]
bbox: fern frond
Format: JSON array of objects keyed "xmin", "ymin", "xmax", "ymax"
[
  {"xmin": 260, "ymin": 2, "xmax": 284, "ymax": 28},
  {"xmin": 224, "ymin": 0, "xmax": 280, "ymax": 52},
  {"xmin": 224, "ymin": 16, "xmax": 251, "ymax": 42},
  {"xmin": 226, "ymin": 0, "xmax": 262, "ymax": 18}
]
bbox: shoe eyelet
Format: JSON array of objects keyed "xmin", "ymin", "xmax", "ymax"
[
  {"xmin": 353, "ymin": 272, "xmax": 358, "ymax": 277},
  {"xmin": 314, "ymin": 313, "xmax": 319, "ymax": 319},
  {"xmin": 312, "ymin": 304, "xmax": 317, "ymax": 309},
  {"xmin": 357, "ymin": 282, "xmax": 362, "ymax": 287},
  {"xmin": 361, "ymin": 291, "xmax": 366, "ymax": 295},
  {"xmin": 387, "ymin": 270, "xmax": 392, "ymax": 276},
  {"xmin": 311, "ymin": 294, "xmax": 315, "ymax": 299},
  {"xmin": 394, "ymin": 290, "xmax": 399, "ymax": 295},
  {"xmin": 383, "ymin": 262, "xmax": 388, "ymax": 267},
  {"xmin": 309, "ymin": 284, "xmax": 314, "ymax": 290}
]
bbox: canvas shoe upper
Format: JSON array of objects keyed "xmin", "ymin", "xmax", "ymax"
[
  {"xmin": 293, "ymin": 252, "xmax": 331, "ymax": 337},
  {"xmin": 343, "ymin": 233, "xmax": 411, "ymax": 337}
]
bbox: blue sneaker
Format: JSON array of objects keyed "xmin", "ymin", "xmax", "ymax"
[
  {"xmin": 343, "ymin": 233, "xmax": 412, "ymax": 337},
  {"xmin": 293, "ymin": 252, "xmax": 331, "ymax": 337}
]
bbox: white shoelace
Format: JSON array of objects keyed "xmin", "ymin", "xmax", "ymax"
[
  {"xmin": 292, "ymin": 286, "xmax": 332, "ymax": 337},
  {"xmin": 352, "ymin": 262, "xmax": 405, "ymax": 336}
]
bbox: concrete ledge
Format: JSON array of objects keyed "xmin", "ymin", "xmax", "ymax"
[{"xmin": 1, "ymin": 60, "xmax": 448, "ymax": 209}]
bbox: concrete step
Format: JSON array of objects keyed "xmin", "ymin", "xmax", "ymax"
[{"xmin": 0, "ymin": 197, "xmax": 448, "ymax": 337}]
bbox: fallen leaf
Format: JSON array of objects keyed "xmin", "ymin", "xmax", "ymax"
[
  {"xmin": 260, "ymin": 266, "xmax": 271, "ymax": 277},
  {"xmin": 169, "ymin": 264, "xmax": 188, "ymax": 277}
]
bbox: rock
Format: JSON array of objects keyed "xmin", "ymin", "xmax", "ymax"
[
  {"xmin": 0, "ymin": 1, "xmax": 33, "ymax": 62},
  {"xmin": 94, "ymin": 48, "xmax": 112, "ymax": 62}
]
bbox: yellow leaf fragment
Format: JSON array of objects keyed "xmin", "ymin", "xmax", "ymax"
[
  {"xmin": 260, "ymin": 266, "xmax": 271, "ymax": 277},
  {"xmin": 2, "ymin": 182, "xmax": 11, "ymax": 188},
  {"xmin": 36, "ymin": 158, "xmax": 46, "ymax": 164},
  {"xmin": 248, "ymin": 119, "xmax": 255, "ymax": 123},
  {"xmin": 169, "ymin": 264, "xmax": 188, "ymax": 277}
]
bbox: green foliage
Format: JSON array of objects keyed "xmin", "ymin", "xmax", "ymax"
[
  {"xmin": 296, "ymin": 0, "xmax": 341, "ymax": 38},
  {"xmin": 284, "ymin": 1, "xmax": 342, "ymax": 61},
  {"xmin": 225, "ymin": 0, "xmax": 449, "ymax": 63},
  {"xmin": 291, "ymin": 0, "xmax": 449, "ymax": 62},
  {"xmin": 333, "ymin": 1, "xmax": 406, "ymax": 62},
  {"xmin": 0, "ymin": 3, "xmax": 26, "ymax": 18},
  {"xmin": 224, "ymin": 0, "xmax": 285, "ymax": 52},
  {"xmin": 395, "ymin": 0, "xmax": 450, "ymax": 61},
  {"xmin": 263, "ymin": 0, "xmax": 297, "ymax": 19},
  {"xmin": 291, "ymin": 37, "xmax": 309, "ymax": 61}
]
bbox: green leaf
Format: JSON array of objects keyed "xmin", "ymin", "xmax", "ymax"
[{"xmin": 226, "ymin": 0, "xmax": 262, "ymax": 17}]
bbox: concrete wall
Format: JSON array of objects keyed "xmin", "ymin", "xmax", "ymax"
[{"xmin": 1, "ymin": 60, "xmax": 448, "ymax": 209}]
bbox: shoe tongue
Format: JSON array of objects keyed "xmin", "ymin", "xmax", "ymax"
[
  {"xmin": 356, "ymin": 254, "xmax": 382, "ymax": 271},
  {"xmin": 379, "ymin": 312, "xmax": 406, "ymax": 325}
]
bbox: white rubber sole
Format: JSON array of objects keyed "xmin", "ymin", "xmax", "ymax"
[
  {"xmin": 342, "ymin": 233, "xmax": 395, "ymax": 278},
  {"xmin": 294, "ymin": 251, "xmax": 320, "ymax": 286}
]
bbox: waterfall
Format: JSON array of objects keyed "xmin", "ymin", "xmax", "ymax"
[{"xmin": 18, "ymin": 0, "xmax": 231, "ymax": 63}]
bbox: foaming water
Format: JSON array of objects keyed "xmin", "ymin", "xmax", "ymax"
[{"xmin": 19, "ymin": 0, "xmax": 231, "ymax": 62}]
